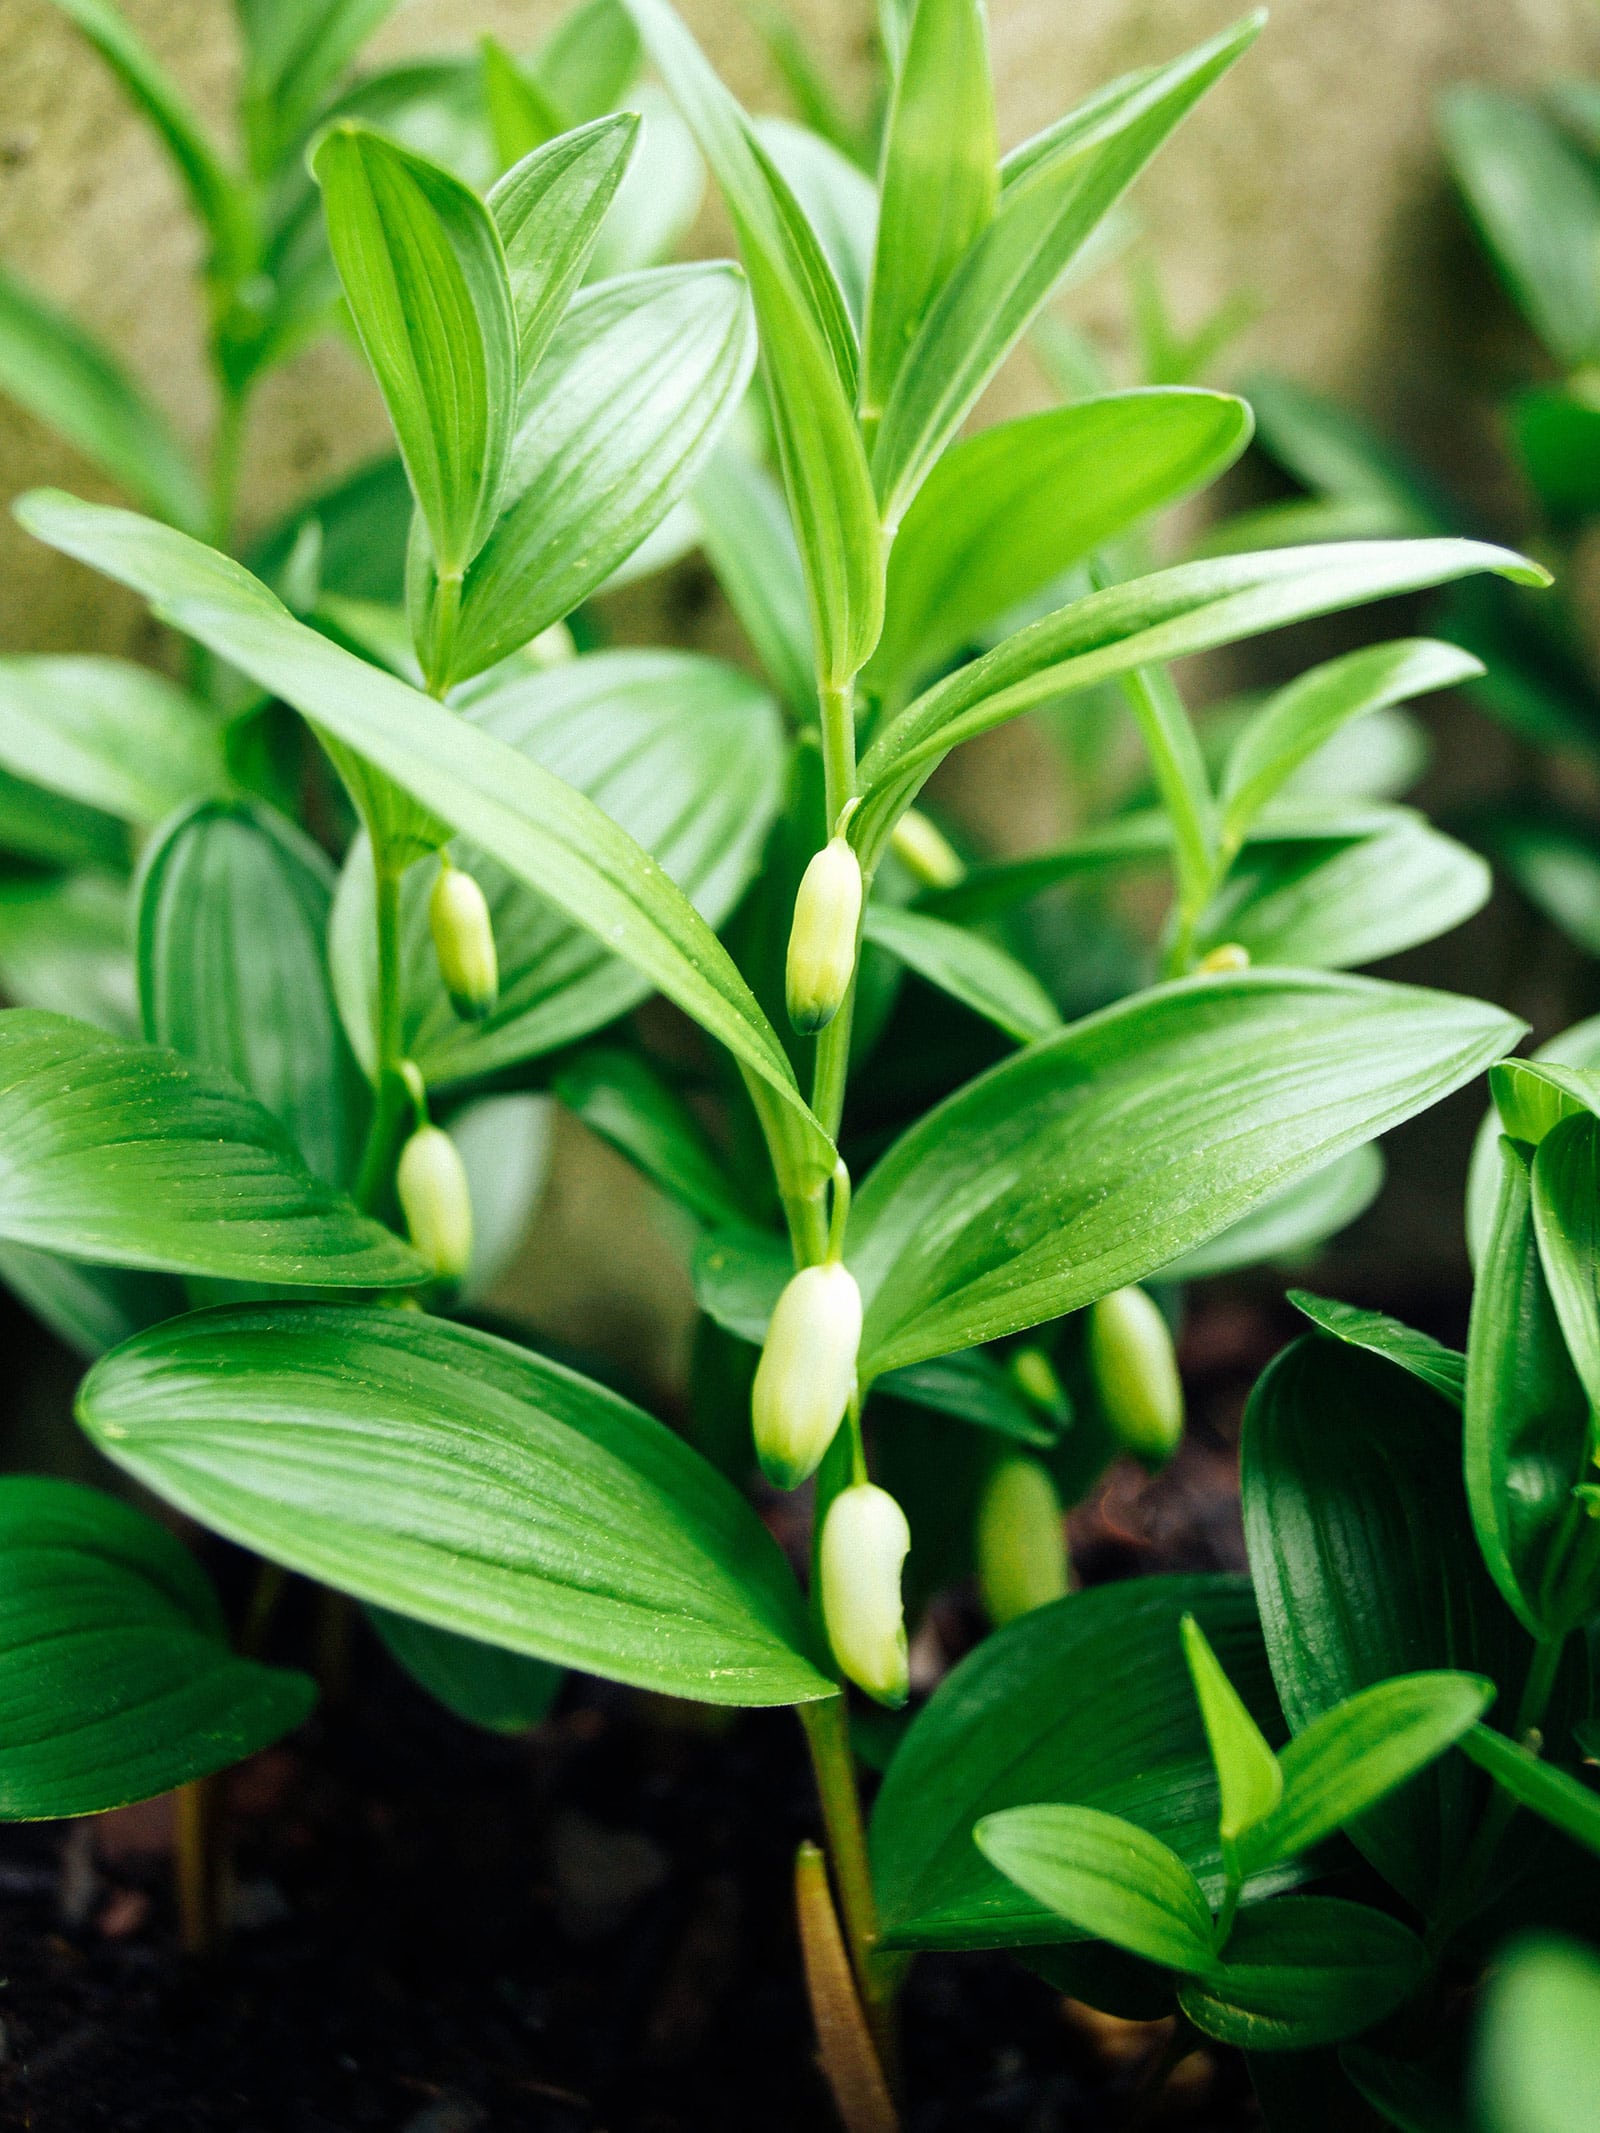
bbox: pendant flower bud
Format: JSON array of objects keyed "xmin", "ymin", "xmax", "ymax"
[
  {"xmin": 397, "ymin": 1124, "xmax": 474, "ymax": 1284},
  {"xmin": 1089, "ymin": 1285, "xmax": 1184, "ymax": 1466},
  {"xmin": 976, "ymin": 1455, "xmax": 1069, "ymax": 1626},
  {"xmin": 786, "ymin": 836, "xmax": 863, "ymax": 1035},
  {"xmin": 1197, "ymin": 941, "xmax": 1250, "ymax": 974},
  {"xmin": 751, "ymin": 1261, "xmax": 862, "ymax": 1489},
  {"xmin": 820, "ymin": 1483, "xmax": 910, "ymax": 1707},
  {"xmin": 1009, "ymin": 1344, "xmax": 1068, "ymax": 1420},
  {"xmin": 429, "ymin": 859, "xmax": 499, "ymax": 1021},
  {"xmin": 890, "ymin": 807, "xmax": 965, "ymax": 889}
]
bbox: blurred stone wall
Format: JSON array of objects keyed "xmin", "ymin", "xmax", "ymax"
[{"xmin": 4, "ymin": 0, "xmax": 1600, "ymax": 1383}]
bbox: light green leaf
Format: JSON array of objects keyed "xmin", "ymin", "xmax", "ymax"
[
  {"xmin": 0, "ymin": 267, "xmax": 203, "ymax": 530},
  {"xmin": 366, "ymin": 1606, "xmax": 563, "ymax": 1734},
  {"xmin": 78, "ymin": 1304, "xmax": 834, "ymax": 1708},
  {"xmin": 330, "ymin": 649, "xmax": 785, "ymax": 1088},
  {"xmin": 869, "ymin": 15, "xmax": 1263, "ymax": 530},
  {"xmin": 1160, "ymin": 1147, "xmax": 1384, "ymax": 1284},
  {"xmin": 0, "ymin": 656, "xmax": 226, "ymax": 826},
  {"xmin": 1458, "ymin": 1725, "xmax": 1600, "ymax": 1863},
  {"xmin": 137, "ymin": 802, "xmax": 362, "ymax": 1185},
  {"xmin": 846, "ymin": 970, "xmax": 1521, "ymax": 1378},
  {"xmin": 756, "ymin": 118, "xmax": 878, "ymax": 328},
  {"xmin": 862, "ymin": 903, "xmax": 1061, "ymax": 1045},
  {"xmin": 13, "ymin": 493, "xmax": 834, "ymax": 1188},
  {"xmin": 1181, "ymin": 1612, "xmax": 1282, "ymax": 1848},
  {"xmin": 235, "ymin": 0, "xmax": 397, "ymax": 174},
  {"xmin": 312, "ymin": 125, "xmax": 517, "ymax": 584},
  {"xmin": 1219, "ymin": 640, "xmax": 1483, "ymax": 853},
  {"xmin": 625, "ymin": 0, "xmax": 884, "ymax": 688},
  {"xmin": 1178, "ymin": 1897, "xmax": 1426, "ymax": 2053},
  {"xmin": 863, "ymin": 0, "xmax": 997, "ymax": 421},
  {"xmin": 0, "ymin": 1009, "xmax": 419, "ymax": 1287},
  {"xmin": 867, "ymin": 389, "xmax": 1254, "ymax": 700},
  {"xmin": 854, "ymin": 540, "xmax": 1547, "ymax": 865},
  {"xmin": 1440, "ymin": 87, "xmax": 1600, "ymax": 371},
  {"xmin": 975, "ymin": 1803, "xmax": 1217, "ymax": 1972},
  {"xmin": 587, "ymin": 87, "xmax": 706, "ymax": 279},
  {"xmin": 447, "ymin": 1092, "xmax": 552, "ymax": 1306},
  {"xmin": 531, "ymin": 0, "xmax": 642, "ymax": 124},
  {"xmin": 486, "ymin": 115, "xmax": 639, "ymax": 370},
  {"xmin": 1476, "ymin": 1937, "xmax": 1600, "ymax": 2133},
  {"xmin": 1530, "ymin": 1111, "xmax": 1600, "ymax": 1413},
  {"xmin": 480, "ymin": 34, "xmax": 566, "ymax": 171},
  {"xmin": 0, "ymin": 871, "xmax": 136, "ymax": 1033},
  {"xmin": 1121, "ymin": 661, "xmax": 1216, "ymax": 915},
  {"xmin": 0, "ymin": 1475, "xmax": 313, "ymax": 1819},
  {"xmin": 1237, "ymin": 1674, "xmax": 1494, "ymax": 1875},
  {"xmin": 1286, "ymin": 1291, "xmax": 1465, "ymax": 1407},
  {"xmin": 447, "ymin": 266, "xmax": 757, "ymax": 684},
  {"xmin": 693, "ymin": 444, "xmax": 815, "ymax": 719},
  {"xmin": 552, "ymin": 1046, "xmax": 750, "ymax": 1230}
]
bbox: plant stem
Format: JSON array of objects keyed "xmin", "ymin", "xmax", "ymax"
[
  {"xmin": 208, "ymin": 385, "xmax": 248, "ymax": 553},
  {"xmin": 798, "ymin": 1696, "xmax": 895, "ymax": 2057},
  {"xmin": 174, "ymin": 1777, "xmax": 218, "ymax": 1955},
  {"xmin": 354, "ymin": 852, "xmax": 410, "ymax": 1213},
  {"xmin": 819, "ymin": 679, "xmax": 858, "ymax": 830}
]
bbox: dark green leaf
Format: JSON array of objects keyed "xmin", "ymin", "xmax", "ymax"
[
  {"xmin": 366, "ymin": 1605, "xmax": 563, "ymax": 1733},
  {"xmin": 1286, "ymin": 1292, "xmax": 1465, "ymax": 1406},
  {"xmin": 1530, "ymin": 1111, "xmax": 1600, "ymax": 1412},
  {"xmin": 1179, "ymin": 1897, "xmax": 1426, "ymax": 2052},
  {"xmin": 1459, "ymin": 1725, "xmax": 1600, "ymax": 1862},
  {"xmin": 78, "ymin": 1304, "xmax": 834, "ymax": 1708},
  {"xmin": 0, "ymin": 1010, "xmax": 419, "ymax": 1287},
  {"xmin": 861, "ymin": 904, "xmax": 1062, "ymax": 1045},
  {"xmin": 1467, "ymin": 1018, "xmax": 1600, "ymax": 1269},
  {"xmin": 975, "ymin": 1803, "xmax": 1217, "ymax": 1972},
  {"xmin": 846, "ymin": 971, "xmax": 1520, "ymax": 1378},
  {"xmin": 552, "ymin": 1045, "xmax": 749, "ymax": 1230},
  {"xmin": 1511, "ymin": 386, "xmax": 1600, "ymax": 525},
  {"xmin": 0, "ymin": 1245, "xmax": 183, "ymax": 1360}
]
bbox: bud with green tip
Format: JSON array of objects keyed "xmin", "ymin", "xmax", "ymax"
[
  {"xmin": 976, "ymin": 1455, "xmax": 1069, "ymax": 1626},
  {"xmin": 429, "ymin": 858, "xmax": 499, "ymax": 1021},
  {"xmin": 396, "ymin": 1123, "xmax": 473, "ymax": 1283},
  {"xmin": 751, "ymin": 1260, "xmax": 862, "ymax": 1489},
  {"xmin": 786, "ymin": 836, "xmax": 863, "ymax": 1035},
  {"xmin": 820, "ymin": 1482, "xmax": 910, "ymax": 1706},
  {"xmin": 890, "ymin": 807, "xmax": 965, "ymax": 890},
  {"xmin": 1088, "ymin": 1285, "xmax": 1184, "ymax": 1465}
]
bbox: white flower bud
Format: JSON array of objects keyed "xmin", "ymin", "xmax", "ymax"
[
  {"xmin": 786, "ymin": 837, "xmax": 863, "ymax": 1035},
  {"xmin": 820, "ymin": 1483, "xmax": 910, "ymax": 1707},
  {"xmin": 396, "ymin": 1124, "xmax": 474, "ymax": 1283},
  {"xmin": 890, "ymin": 807, "xmax": 965, "ymax": 890},
  {"xmin": 1089, "ymin": 1285, "xmax": 1184, "ymax": 1466},
  {"xmin": 429, "ymin": 861, "xmax": 499, "ymax": 1021},
  {"xmin": 751, "ymin": 1261, "xmax": 862, "ymax": 1489},
  {"xmin": 976, "ymin": 1455, "xmax": 1068, "ymax": 1626}
]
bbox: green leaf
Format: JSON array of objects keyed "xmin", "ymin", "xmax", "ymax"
[
  {"xmin": 552, "ymin": 1045, "xmax": 750, "ymax": 1230},
  {"xmin": 0, "ymin": 871, "xmax": 136, "ymax": 1033},
  {"xmin": 975, "ymin": 1803, "xmax": 1217, "ymax": 1972},
  {"xmin": 1476, "ymin": 1936, "xmax": 1600, "ymax": 2133},
  {"xmin": 1198, "ymin": 813, "xmax": 1492, "ymax": 971},
  {"xmin": 854, "ymin": 540, "xmax": 1547, "ymax": 863},
  {"xmin": 0, "ymin": 1475, "xmax": 313, "ymax": 1818},
  {"xmin": 756, "ymin": 118, "xmax": 878, "ymax": 328},
  {"xmin": 0, "ymin": 1010, "xmax": 419, "ymax": 1287},
  {"xmin": 1218, "ymin": 641, "xmax": 1483, "ymax": 854},
  {"xmin": 1286, "ymin": 1291, "xmax": 1465, "ymax": 1406},
  {"xmin": 1459, "ymin": 1726, "xmax": 1600, "ymax": 1863},
  {"xmin": 0, "ymin": 767, "xmax": 125, "ymax": 874},
  {"xmin": 882, "ymin": 1351, "xmax": 1058, "ymax": 1448},
  {"xmin": 447, "ymin": 265, "xmax": 757, "ymax": 684},
  {"xmin": 1181, "ymin": 1612, "xmax": 1283, "ymax": 1848},
  {"xmin": 625, "ymin": 0, "xmax": 883, "ymax": 688},
  {"xmin": 1492, "ymin": 813, "xmax": 1600, "ymax": 958},
  {"xmin": 1510, "ymin": 386, "xmax": 1600, "ymax": 526},
  {"xmin": 869, "ymin": 1575, "xmax": 1282, "ymax": 1951},
  {"xmin": 1160, "ymin": 1147, "xmax": 1384, "ymax": 1284},
  {"xmin": 867, "ymin": 389, "xmax": 1254, "ymax": 700},
  {"xmin": 868, "ymin": 15, "xmax": 1263, "ymax": 530},
  {"xmin": 0, "ymin": 267, "xmax": 202, "ymax": 530},
  {"xmin": 330, "ymin": 649, "xmax": 785, "ymax": 1089},
  {"xmin": 531, "ymin": 0, "xmax": 642, "ymax": 123},
  {"xmin": 845, "ymin": 970, "xmax": 1520, "ymax": 1378},
  {"xmin": 0, "ymin": 656, "xmax": 226, "ymax": 827},
  {"xmin": 1237, "ymin": 1674, "xmax": 1495, "ymax": 1876},
  {"xmin": 1439, "ymin": 87, "xmax": 1600, "ymax": 370},
  {"xmin": 1121, "ymin": 660, "xmax": 1216, "ymax": 914},
  {"xmin": 1178, "ymin": 1897, "xmax": 1426, "ymax": 2053},
  {"xmin": 78, "ymin": 1304, "xmax": 834, "ymax": 1708},
  {"xmin": 1530, "ymin": 1111, "xmax": 1600, "ymax": 1413},
  {"xmin": 861, "ymin": 904, "xmax": 1062, "ymax": 1045},
  {"xmin": 587, "ymin": 86, "xmax": 706, "ymax": 280},
  {"xmin": 13, "ymin": 494, "xmax": 834, "ymax": 1189},
  {"xmin": 312, "ymin": 125, "xmax": 517, "ymax": 582},
  {"xmin": 1466, "ymin": 1144, "xmax": 1592, "ymax": 1639},
  {"xmin": 366, "ymin": 1605, "xmax": 563, "ymax": 1734},
  {"xmin": 447, "ymin": 1092, "xmax": 552, "ymax": 1306},
  {"xmin": 863, "ymin": 0, "xmax": 997, "ymax": 421},
  {"xmin": 234, "ymin": 0, "xmax": 398, "ymax": 174},
  {"xmin": 137, "ymin": 802, "xmax": 362, "ymax": 1185},
  {"xmin": 480, "ymin": 35, "xmax": 566, "ymax": 171},
  {"xmin": 486, "ymin": 115, "xmax": 639, "ymax": 372},
  {"xmin": 1468, "ymin": 1019, "xmax": 1600, "ymax": 1269},
  {"xmin": 693, "ymin": 444, "xmax": 815, "ymax": 719},
  {"xmin": 46, "ymin": 0, "xmax": 252, "ymax": 282},
  {"xmin": 1243, "ymin": 1334, "xmax": 1538, "ymax": 1911}
]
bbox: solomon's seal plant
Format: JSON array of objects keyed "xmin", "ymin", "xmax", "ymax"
[{"xmin": 0, "ymin": 0, "xmax": 1583, "ymax": 2118}]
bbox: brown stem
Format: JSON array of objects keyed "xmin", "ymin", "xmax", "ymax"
[{"xmin": 795, "ymin": 1841, "xmax": 900, "ymax": 2133}]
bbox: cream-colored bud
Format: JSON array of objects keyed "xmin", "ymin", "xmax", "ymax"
[
  {"xmin": 429, "ymin": 861, "xmax": 499, "ymax": 1021},
  {"xmin": 1197, "ymin": 942, "xmax": 1250, "ymax": 974},
  {"xmin": 751, "ymin": 1261, "xmax": 862, "ymax": 1489},
  {"xmin": 396, "ymin": 1124, "xmax": 474, "ymax": 1283},
  {"xmin": 786, "ymin": 837, "xmax": 863, "ymax": 1035},
  {"xmin": 1089, "ymin": 1285, "xmax": 1184, "ymax": 1466},
  {"xmin": 976, "ymin": 1456, "xmax": 1069, "ymax": 1626},
  {"xmin": 890, "ymin": 807, "xmax": 965, "ymax": 890},
  {"xmin": 820, "ymin": 1483, "xmax": 910, "ymax": 1707}
]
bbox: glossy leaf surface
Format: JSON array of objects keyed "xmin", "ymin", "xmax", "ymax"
[
  {"xmin": 486, "ymin": 116, "xmax": 639, "ymax": 370},
  {"xmin": 1286, "ymin": 1291, "xmax": 1465, "ymax": 1406},
  {"xmin": 975, "ymin": 1804, "xmax": 1216, "ymax": 1972},
  {"xmin": 1178, "ymin": 1898, "xmax": 1426, "ymax": 2053}
]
